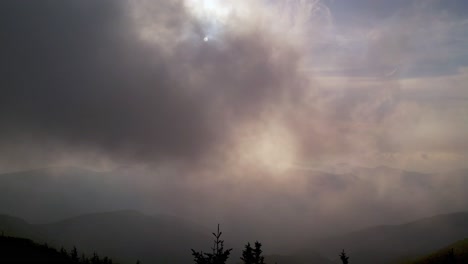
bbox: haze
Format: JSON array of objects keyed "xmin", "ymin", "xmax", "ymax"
[{"xmin": 1, "ymin": 0, "xmax": 468, "ymax": 258}]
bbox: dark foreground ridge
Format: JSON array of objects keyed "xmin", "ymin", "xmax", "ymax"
[
  {"xmin": 1, "ymin": 210, "xmax": 468, "ymax": 263},
  {"xmin": 401, "ymin": 238, "xmax": 468, "ymax": 264},
  {"xmin": 0, "ymin": 234, "xmax": 120, "ymax": 264}
]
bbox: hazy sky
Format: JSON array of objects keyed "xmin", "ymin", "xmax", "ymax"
[
  {"xmin": 1, "ymin": 0, "xmax": 467, "ymax": 173},
  {"xmin": 1, "ymin": 0, "xmax": 468, "ymax": 249}
]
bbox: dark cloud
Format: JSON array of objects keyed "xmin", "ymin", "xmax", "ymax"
[
  {"xmin": 0, "ymin": 0, "xmax": 211, "ymax": 161},
  {"xmin": 0, "ymin": 0, "xmax": 305, "ymax": 164}
]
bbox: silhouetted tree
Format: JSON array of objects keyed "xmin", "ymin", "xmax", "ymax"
[
  {"xmin": 191, "ymin": 224, "xmax": 232, "ymax": 264},
  {"xmin": 71, "ymin": 246, "xmax": 79, "ymax": 261},
  {"xmin": 60, "ymin": 246, "xmax": 69, "ymax": 258},
  {"xmin": 91, "ymin": 252, "xmax": 100, "ymax": 264},
  {"xmin": 253, "ymin": 241, "xmax": 265, "ymax": 264},
  {"xmin": 192, "ymin": 250, "xmax": 211, "ymax": 264},
  {"xmin": 241, "ymin": 241, "xmax": 265, "ymax": 264},
  {"xmin": 241, "ymin": 242, "xmax": 255, "ymax": 264},
  {"xmin": 100, "ymin": 256, "xmax": 110, "ymax": 264},
  {"xmin": 445, "ymin": 248, "xmax": 456, "ymax": 263},
  {"xmin": 136, "ymin": 260, "xmax": 141, "ymax": 264},
  {"xmin": 81, "ymin": 253, "xmax": 89, "ymax": 264},
  {"xmin": 340, "ymin": 249, "xmax": 349, "ymax": 264}
]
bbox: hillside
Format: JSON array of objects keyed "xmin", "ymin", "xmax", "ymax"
[
  {"xmin": 1, "ymin": 166, "xmax": 467, "ymax": 241},
  {"xmin": 264, "ymin": 253, "xmax": 334, "ymax": 264},
  {"xmin": 401, "ymin": 238, "xmax": 468, "ymax": 264},
  {"xmin": 1, "ymin": 166, "xmax": 468, "ymax": 263},
  {"xmin": 0, "ymin": 210, "xmax": 211, "ymax": 264},
  {"xmin": 0, "ymin": 234, "xmax": 116, "ymax": 264},
  {"xmin": 0, "ymin": 167, "xmax": 125, "ymax": 223},
  {"xmin": 309, "ymin": 211, "xmax": 468, "ymax": 264},
  {"xmin": 2, "ymin": 210, "xmax": 468, "ymax": 263}
]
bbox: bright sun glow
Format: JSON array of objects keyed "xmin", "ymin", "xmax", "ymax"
[
  {"xmin": 186, "ymin": 0, "xmax": 233, "ymax": 22},
  {"xmin": 232, "ymin": 120, "xmax": 298, "ymax": 176},
  {"xmin": 184, "ymin": 0, "xmax": 238, "ymax": 41}
]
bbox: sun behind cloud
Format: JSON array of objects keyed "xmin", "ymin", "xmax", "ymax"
[{"xmin": 228, "ymin": 118, "xmax": 299, "ymax": 177}]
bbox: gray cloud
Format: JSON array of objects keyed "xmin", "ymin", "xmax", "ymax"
[
  {"xmin": 1, "ymin": 0, "xmax": 468, "ymax": 252},
  {"xmin": 1, "ymin": 0, "xmax": 467, "ymax": 172},
  {"xmin": 0, "ymin": 1, "xmax": 212, "ymax": 162},
  {"xmin": 0, "ymin": 0, "xmax": 307, "ymax": 166}
]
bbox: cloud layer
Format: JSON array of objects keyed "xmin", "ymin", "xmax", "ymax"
[
  {"xmin": 0, "ymin": 0, "xmax": 315, "ymax": 169},
  {"xmin": 1, "ymin": 0, "xmax": 467, "ymax": 172},
  {"xmin": 1, "ymin": 0, "xmax": 468, "ymax": 248}
]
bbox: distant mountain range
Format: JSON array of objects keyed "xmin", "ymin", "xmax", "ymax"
[
  {"xmin": 0, "ymin": 167, "xmax": 139, "ymax": 223},
  {"xmin": 0, "ymin": 210, "xmax": 332, "ymax": 264},
  {"xmin": 307, "ymin": 211, "xmax": 468, "ymax": 263},
  {"xmin": 402, "ymin": 238, "xmax": 468, "ymax": 264},
  {"xmin": 263, "ymin": 253, "xmax": 334, "ymax": 264},
  {"xmin": 0, "ymin": 210, "xmax": 211, "ymax": 264},
  {"xmin": 1, "ymin": 210, "xmax": 468, "ymax": 264},
  {"xmin": 1, "ymin": 166, "xmax": 467, "ymax": 227},
  {"xmin": 1, "ymin": 165, "xmax": 468, "ymax": 263}
]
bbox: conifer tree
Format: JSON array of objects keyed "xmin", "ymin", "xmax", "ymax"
[
  {"xmin": 253, "ymin": 241, "xmax": 265, "ymax": 264},
  {"xmin": 241, "ymin": 241, "xmax": 265, "ymax": 264},
  {"xmin": 81, "ymin": 253, "xmax": 88, "ymax": 263},
  {"xmin": 241, "ymin": 243, "xmax": 254, "ymax": 264},
  {"xmin": 446, "ymin": 248, "xmax": 456, "ymax": 263},
  {"xmin": 339, "ymin": 249, "xmax": 349, "ymax": 264},
  {"xmin": 91, "ymin": 252, "xmax": 100, "ymax": 264},
  {"xmin": 71, "ymin": 246, "xmax": 79, "ymax": 261},
  {"xmin": 191, "ymin": 224, "xmax": 232, "ymax": 264},
  {"xmin": 60, "ymin": 246, "xmax": 68, "ymax": 258}
]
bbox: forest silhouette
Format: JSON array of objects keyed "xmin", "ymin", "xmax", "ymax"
[
  {"xmin": 2, "ymin": 223, "xmax": 467, "ymax": 263},
  {"xmin": 0, "ymin": 233, "xmax": 122, "ymax": 264}
]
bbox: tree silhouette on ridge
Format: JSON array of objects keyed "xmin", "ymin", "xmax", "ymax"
[
  {"xmin": 191, "ymin": 224, "xmax": 232, "ymax": 264},
  {"xmin": 241, "ymin": 241, "xmax": 265, "ymax": 264},
  {"xmin": 340, "ymin": 249, "xmax": 349, "ymax": 264}
]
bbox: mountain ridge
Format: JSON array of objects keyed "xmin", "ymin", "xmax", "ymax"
[
  {"xmin": 307, "ymin": 211, "xmax": 468, "ymax": 264},
  {"xmin": 0, "ymin": 209, "xmax": 212, "ymax": 264}
]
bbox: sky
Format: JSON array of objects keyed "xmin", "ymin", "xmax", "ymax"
[
  {"xmin": 1, "ymin": 0, "xmax": 468, "ymax": 247},
  {"xmin": 1, "ymin": 0, "xmax": 467, "ymax": 173}
]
